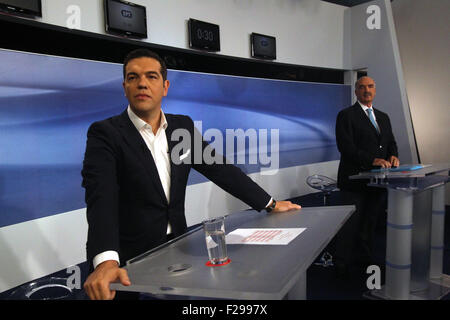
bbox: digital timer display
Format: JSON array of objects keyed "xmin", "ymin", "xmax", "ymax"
[
  {"xmin": 188, "ymin": 19, "xmax": 220, "ymax": 52},
  {"xmin": 197, "ymin": 29, "xmax": 214, "ymax": 41}
]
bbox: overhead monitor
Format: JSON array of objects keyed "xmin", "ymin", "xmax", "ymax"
[
  {"xmin": 251, "ymin": 33, "xmax": 276, "ymax": 60},
  {"xmin": 0, "ymin": 0, "xmax": 42, "ymax": 18},
  {"xmin": 104, "ymin": 0, "xmax": 147, "ymax": 39},
  {"xmin": 188, "ymin": 18, "xmax": 220, "ymax": 52}
]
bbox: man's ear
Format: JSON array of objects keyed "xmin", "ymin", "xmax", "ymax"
[{"xmin": 163, "ymin": 80, "xmax": 170, "ymax": 96}]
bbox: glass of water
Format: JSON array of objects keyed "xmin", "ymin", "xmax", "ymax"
[{"xmin": 203, "ymin": 216, "xmax": 229, "ymax": 265}]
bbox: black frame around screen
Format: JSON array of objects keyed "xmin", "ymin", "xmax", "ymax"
[
  {"xmin": 104, "ymin": 0, "xmax": 147, "ymax": 39},
  {"xmin": 0, "ymin": 0, "xmax": 41, "ymax": 18},
  {"xmin": 188, "ymin": 18, "xmax": 221, "ymax": 52},
  {"xmin": 251, "ymin": 33, "xmax": 276, "ymax": 60}
]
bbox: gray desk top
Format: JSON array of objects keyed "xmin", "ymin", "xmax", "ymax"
[
  {"xmin": 110, "ymin": 205, "xmax": 355, "ymax": 299},
  {"xmin": 350, "ymin": 163, "xmax": 450, "ymax": 179},
  {"xmin": 349, "ymin": 163, "xmax": 450, "ymax": 191}
]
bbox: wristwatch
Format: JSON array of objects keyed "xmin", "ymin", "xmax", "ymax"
[{"xmin": 265, "ymin": 199, "xmax": 277, "ymax": 212}]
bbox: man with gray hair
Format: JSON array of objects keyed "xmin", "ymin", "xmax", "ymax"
[{"xmin": 334, "ymin": 76, "xmax": 400, "ymax": 277}]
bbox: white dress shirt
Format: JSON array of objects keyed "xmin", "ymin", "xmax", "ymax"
[
  {"xmin": 128, "ymin": 106, "xmax": 172, "ymax": 204},
  {"xmin": 93, "ymin": 106, "xmax": 172, "ymax": 269}
]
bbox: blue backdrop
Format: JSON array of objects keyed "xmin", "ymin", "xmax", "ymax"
[{"xmin": 0, "ymin": 49, "xmax": 350, "ymax": 227}]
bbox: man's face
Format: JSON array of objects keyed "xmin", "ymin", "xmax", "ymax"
[
  {"xmin": 123, "ymin": 57, "xmax": 169, "ymax": 115},
  {"xmin": 355, "ymin": 77, "xmax": 376, "ymax": 106}
]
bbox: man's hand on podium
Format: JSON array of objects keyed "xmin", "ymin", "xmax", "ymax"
[
  {"xmin": 372, "ymin": 158, "xmax": 392, "ymax": 168},
  {"xmin": 389, "ymin": 155, "xmax": 400, "ymax": 167},
  {"xmin": 272, "ymin": 200, "xmax": 301, "ymax": 213},
  {"xmin": 84, "ymin": 260, "xmax": 131, "ymax": 300}
]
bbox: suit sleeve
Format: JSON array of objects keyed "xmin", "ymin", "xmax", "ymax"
[
  {"xmin": 187, "ymin": 118, "xmax": 272, "ymax": 211},
  {"xmin": 81, "ymin": 122, "xmax": 120, "ymax": 266},
  {"xmin": 335, "ymin": 110, "xmax": 374, "ymax": 168}
]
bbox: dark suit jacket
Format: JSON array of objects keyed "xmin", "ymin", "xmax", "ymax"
[
  {"xmin": 335, "ymin": 102, "xmax": 398, "ymax": 191},
  {"xmin": 81, "ymin": 110, "xmax": 271, "ymax": 266}
]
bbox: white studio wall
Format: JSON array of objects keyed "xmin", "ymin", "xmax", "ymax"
[
  {"xmin": 345, "ymin": 0, "xmax": 418, "ymax": 165},
  {"xmin": 39, "ymin": 0, "xmax": 347, "ymax": 69},
  {"xmin": 391, "ymin": 0, "xmax": 450, "ymax": 204}
]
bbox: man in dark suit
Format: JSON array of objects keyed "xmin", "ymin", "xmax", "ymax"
[
  {"xmin": 334, "ymin": 76, "xmax": 399, "ymax": 275},
  {"xmin": 81, "ymin": 49, "xmax": 300, "ymax": 300}
]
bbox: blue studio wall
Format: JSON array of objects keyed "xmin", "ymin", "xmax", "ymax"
[{"xmin": 0, "ymin": 49, "xmax": 351, "ymax": 229}]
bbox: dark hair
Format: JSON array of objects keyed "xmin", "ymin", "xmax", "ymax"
[{"xmin": 123, "ymin": 49, "xmax": 167, "ymax": 81}]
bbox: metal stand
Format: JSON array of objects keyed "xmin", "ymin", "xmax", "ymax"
[
  {"xmin": 384, "ymin": 189, "xmax": 413, "ymax": 299},
  {"xmin": 351, "ymin": 163, "xmax": 450, "ymax": 300}
]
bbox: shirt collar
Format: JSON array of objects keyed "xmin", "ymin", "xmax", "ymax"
[
  {"xmin": 358, "ymin": 101, "xmax": 374, "ymax": 112},
  {"xmin": 127, "ymin": 105, "xmax": 168, "ymax": 132}
]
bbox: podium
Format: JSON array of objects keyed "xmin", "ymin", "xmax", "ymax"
[
  {"xmin": 110, "ymin": 206, "xmax": 355, "ymax": 300},
  {"xmin": 350, "ymin": 163, "xmax": 450, "ymax": 300}
]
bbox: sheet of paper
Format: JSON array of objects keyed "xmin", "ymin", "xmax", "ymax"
[{"xmin": 226, "ymin": 228, "xmax": 306, "ymax": 245}]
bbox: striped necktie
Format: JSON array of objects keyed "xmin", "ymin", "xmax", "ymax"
[{"xmin": 367, "ymin": 108, "xmax": 380, "ymax": 134}]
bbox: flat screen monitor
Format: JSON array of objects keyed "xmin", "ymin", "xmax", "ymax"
[
  {"xmin": 104, "ymin": 0, "xmax": 147, "ymax": 39},
  {"xmin": 251, "ymin": 33, "xmax": 276, "ymax": 60},
  {"xmin": 188, "ymin": 19, "xmax": 220, "ymax": 52},
  {"xmin": 0, "ymin": 0, "xmax": 42, "ymax": 17}
]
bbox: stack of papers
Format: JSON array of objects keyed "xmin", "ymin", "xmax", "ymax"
[{"xmin": 226, "ymin": 228, "xmax": 306, "ymax": 245}]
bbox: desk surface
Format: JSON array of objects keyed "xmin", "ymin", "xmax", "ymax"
[
  {"xmin": 110, "ymin": 205, "xmax": 355, "ymax": 299},
  {"xmin": 350, "ymin": 163, "xmax": 450, "ymax": 180}
]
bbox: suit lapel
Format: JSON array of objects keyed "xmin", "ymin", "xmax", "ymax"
[
  {"xmin": 165, "ymin": 114, "xmax": 183, "ymax": 201},
  {"xmin": 164, "ymin": 114, "xmax": 179, "ymax": 156},
  {"xmin": 353, "ymin": 103, "xmax": 380, "ymax": 137},
  {"xmin": 116, "ymin": 110, "xmax": 168, "ymax": 205}
]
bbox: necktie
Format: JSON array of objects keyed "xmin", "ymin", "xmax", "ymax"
[{"xmin": 367, "ymin": 108, "xmax": 380, "ymax": 134}]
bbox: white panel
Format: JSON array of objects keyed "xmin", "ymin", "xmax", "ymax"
[
  {"xmin": 391, "ymin": 0, "xmax": 450, "ymax": 204},
  {"xmin": 0, "ymin": 209, "xmax": 87, "ymax": 293},
  {"xmin": 347, "ymin": 0, "xmax": 418, "ymax": 164},
  {"xmin": 41, "ymin": 0, "xmax": 104, "ymax": 33}
]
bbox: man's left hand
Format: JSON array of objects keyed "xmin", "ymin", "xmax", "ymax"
[
  {"xmin": 271, "ymin": 201, "xmax": 301, "ymax": 213},
  {"xmin": 389, "ymin": 155, "xmax": 400, "ymax": 167}
]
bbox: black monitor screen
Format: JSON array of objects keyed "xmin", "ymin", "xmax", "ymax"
[
  {"xmin": 251, "ymin": 33, "xmax": 276, "ymax": 60},
  {"xmin": 105, "ymin": 0, "xmax": 147, "ymax": 39},
  {"xmin": 0, "ymin": 0, "xmax": 41, "ymax": 17},
  {"xmin": 188, "ymin": 19, "xmax": 220, "ymax": 52}
]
